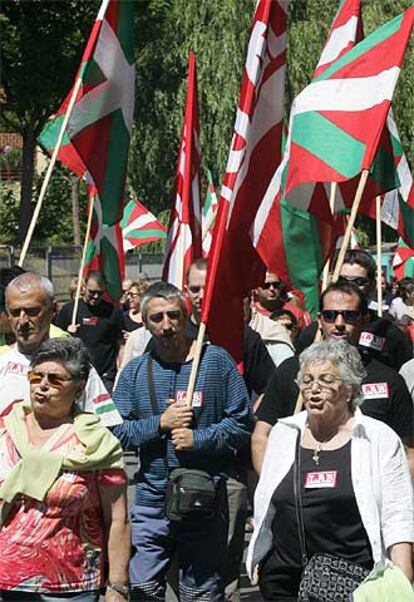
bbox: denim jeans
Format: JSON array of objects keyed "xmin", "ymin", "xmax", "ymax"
[{"xmin": 0, "ymin": 591, "xmax": 99, "ymax": 602}]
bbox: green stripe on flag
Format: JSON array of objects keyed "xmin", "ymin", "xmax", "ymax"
[
  {"xmin": 315, "ymin": 12, "xmax": 404, "ymax": 82},
  {"xmin": 399, "ymin": 198, "xmax": 414, "ymax": 248},
  {"xmin": 38, "ymin": 115, "xmax": 71, "ymax": 150},
  {"xmin": 102, "ymin": 108, "xmax": 130, "ymax": 225},
  {"xmin": 128, "ymin": 228, "xmax": 167, "ymax": 240},
  {"xmin": 120, "ymin": 200, "xmax": 136, "ymax": 228},
  {"xmin": 83, "ymin": 58, "xmax": 106, "ymax": 87},
  {"xmin": 281, "ymin": 199, "xmax": 323, "ymax": 318},
  {"xmin": 116, "ymin": 1, "xmax": 135, "ymax": 65},
  {"xmin": 95, "ymin": 404, "xmax": 117, "ymax": 415},
  {"xmin": 100, "ymin": 235, "xmax": 122, "ymax": 300},
  {"xmin": 291, "ymin": 111, "xmax": 365, "ymax": 179},
  {"xmin": 370, "ymin": 144, "xmax": 400, "ymax": 192}
]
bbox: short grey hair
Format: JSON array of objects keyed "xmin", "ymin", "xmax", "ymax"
[
  {"xmin": 6, "ymin": 272, "xmax": 54, "ymax": 306},
  {"xmin": 297, "ymin": 339, "xmax": 366, "ymax": 410},
  {"xmin": 141, "ymin": 281, "xmax": 187, "ymax": 320},
  {"xmin": 31, "ymin": 338, "xmax": 90, "ymax": 382}
]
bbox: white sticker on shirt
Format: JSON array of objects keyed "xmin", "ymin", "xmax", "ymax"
[
  {"xmin": 305, "ymin": 471, "xmax": 338, "ymax": 489},
  {"xmin": 359, "ymin": 331, "xmax": 385, "ymax": 352},
  {"xmin": 6, "ymin": 361, "xmax": 29, "ymax": 376},
  {"xmin": 176, "ymin": 390, "xmax": 204, "ymax": 407},
  {"xmin": 362, "ymin": 382, "xmax": 389, "ymax": 399}
]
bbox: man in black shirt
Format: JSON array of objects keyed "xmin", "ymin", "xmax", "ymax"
[
  {"xmin": 252, "ymin": 282, "xmax": 414, "ymax": 476},
  {"xmin": 56, "ymin": 271, "xmax": 123, "ymax": 391},
  {"xmin": 296, "ymin": 250, "xmax": 412, "ymax": 370}
]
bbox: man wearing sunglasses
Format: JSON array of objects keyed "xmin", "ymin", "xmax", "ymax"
[
  {"xmin": 251, "ymin": 271, "xmax": 310, "ymax": 335},
  {"xmin": 56, "ymin": 270, "xmax": 124, "ymax": 392},
  {"xmin": 0, "ymin": 271, "xmax": 121, "ymax": 426},
  {"xmin": 252, "ymin": 281, "xmax": 414, "ymax": 477},
  {"xmin": 297, "ymin": 250, "xmax": 412, "ymax": 371}
]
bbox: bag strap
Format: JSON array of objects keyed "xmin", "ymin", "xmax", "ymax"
[
  {"xmin": 147, "ymin": 355, "xmax": 169, "ymax": 474},
  {"xmin": 293, "ymin": 430, "xmax": 308, "ymax": 566}
]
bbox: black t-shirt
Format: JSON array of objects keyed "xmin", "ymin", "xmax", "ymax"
[
  {"xmin": 122, "ymin": 311, "xmax": 143, "ymax": 333},
  {"xmin": 256, "ymin": 354, "xmax": 413, "ymax": 440},
  {"xmin": 183, "ymin": 320, "xmax": 274, "ymax": 397},
  {"xmin": 296, "ymin": 318, "xmax": 412, "ymax": 371},
  {"xmin": 262, "ymin": 442, "xmax": 373, "ymax": 598},
  {"xmin": 56, "ymin": 299, "xmax": 123, "ymax": 383}
]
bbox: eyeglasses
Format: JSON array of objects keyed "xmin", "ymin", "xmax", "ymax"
[
  {"xmin": 320, "ymin": 309, "xmax": 362, "ymax": 323},
  {"xmin": 338, "ymin": 276, "xmax": 371, "ymax": 288},
  {"xmin": 127, "ymin": 292, "xmax": 140, "ymax": 298},
  {"xmin": 188, "ymin": 285, "xmax": 203, "ymax": 294},
  {"xmin": 261, "ymin": 281, "xmax": 283, "ymax": 290},
  {"xmin": 299, "ymin": 373, "xmax": 343, "ymax": 390},
  {"xmin": 27, "ymin": 370, "xmax": 73, "ymax": 389}
]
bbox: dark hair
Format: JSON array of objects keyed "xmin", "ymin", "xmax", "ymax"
[
  {"xmin": 31, "ymin": 338, "xmax": 90, "ymax": 381},
  {"xmin": 85, "ymin": 270, "xmax": 106, "ymax": 288},
  {"xmin": 336, "ymin": 250, "xmax": 376, "ymax": 281},
  {"xmin": 398, "ymin": 278, "xmax": 414, "ymax": 303},
  {"xmin": 319, "ymin": 282, "xmax": 368, "ymax": 315},
  {"xmin": 269, "ymin": 309, "xmax": 298, "ymax": 327},
  {"xmin": 141, "ymin": 281, "xmax": 187, "ymax": 319},
  {"xmin": 186, "ymin": 258, "xmax": 207, "ymax": 282}
]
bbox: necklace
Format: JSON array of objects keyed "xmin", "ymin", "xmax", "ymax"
[{"xmin": 312, "ymin": 443, "xmax": 322, "ymax": 466}]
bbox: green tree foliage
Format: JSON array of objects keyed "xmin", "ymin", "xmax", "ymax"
[
  {"xmin": 1, "ymin": 0, "xmax": 99, "ymax": 241},
  {"xmin": 128, "ymin": 0, "xmax": 254, "ymax": 215},
  {"xmin": 1, "ymin": 0, "xmax": 413, "ymax": 248}
]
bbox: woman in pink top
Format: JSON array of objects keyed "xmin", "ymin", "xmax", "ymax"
[{"xmin": 0, "ymin": 338, "xmax": 130, "ymax": 602}]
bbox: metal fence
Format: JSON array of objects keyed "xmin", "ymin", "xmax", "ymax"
[{"xmin": 0, "ymin": 245, "xmax": 164, "ymax": 304}]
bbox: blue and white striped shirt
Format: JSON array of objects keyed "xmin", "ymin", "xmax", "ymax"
[{"xmin": 113, "ymin": 344, "xmax": 254, "ymax": 507}]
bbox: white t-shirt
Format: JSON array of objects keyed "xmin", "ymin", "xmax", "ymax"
[
  {"xmin": 0, "ymin": 346, "xmax": 122, "ymax": 427},
  {"xmin": 400, "ymin": 358, "xmax": 414, "ymax": 403}
]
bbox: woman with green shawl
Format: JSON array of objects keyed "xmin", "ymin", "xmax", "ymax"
[{"xmin": 0, "ymin": 337, "xmax": 130, "ymax": 602}]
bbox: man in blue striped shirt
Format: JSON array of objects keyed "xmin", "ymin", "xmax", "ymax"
[{"xmin": 113, "ymin": 282, "xmax": 254, "ymax": 601}]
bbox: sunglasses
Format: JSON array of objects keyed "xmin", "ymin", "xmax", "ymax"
[
  {"xmin": 188, "ymin": 285, "xmax": 203, "ymax": 294},
  {"xmin": 261, "ymin": 281, "xmax": 283, "ymax": 290},
  {"xmin": 27, "ymin": 370, "xmax": 73, "ymax": 389},
  {"xmin": 338, "ymin": 276, "xmax": 371, "ymax": 288},
  {"xmin": 321, "ymin": 309, "xmax": 362, "ymax": 323}
]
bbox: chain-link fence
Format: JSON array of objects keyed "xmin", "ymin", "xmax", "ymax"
[{"xmin": 0, "ymin": 245, "xmax": 164, "ymax": 304}]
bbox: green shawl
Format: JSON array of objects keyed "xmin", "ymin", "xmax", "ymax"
[{"xmin": 0, "ymin": 401, "xmax": 124, "ymax": 521}]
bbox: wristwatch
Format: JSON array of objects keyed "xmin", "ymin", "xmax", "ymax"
[{"xmin": 107, "ymin": 581, "xmax": 129, "ymax": 598}]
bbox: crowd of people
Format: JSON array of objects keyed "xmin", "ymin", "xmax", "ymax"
[{"xmin": 0, "ymin": 248, "xmax": 413, "ymax": 601}]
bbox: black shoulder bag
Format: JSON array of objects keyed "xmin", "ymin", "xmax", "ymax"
[
  {"xmin": 147, "ymin": 355, "xmax": 219, "ymax": 522},
  {"xmin": 294, "ymin": 434, "xmax": 369, "ymax": 602}
]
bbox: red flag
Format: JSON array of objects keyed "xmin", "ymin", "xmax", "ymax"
[
  {"xmin": 202, "ymin": 0, "xmax": 288, "ymax": 365},
  {"xmin": 162, "ymin": 52, "xmax": 202, "ymax": 290}
]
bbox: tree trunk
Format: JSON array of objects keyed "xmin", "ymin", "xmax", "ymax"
[
  {"xmin": 71, "ymin": 175, "xmax": 81, "ymax": 246},
  {"xmin": 17, "ymin": 122, "xmax": 36, "ymax": 243}
]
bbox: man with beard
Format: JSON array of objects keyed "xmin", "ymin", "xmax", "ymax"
[{"xmin": 112, "ymin": 282, "xmax": 253, "ymax": 601}]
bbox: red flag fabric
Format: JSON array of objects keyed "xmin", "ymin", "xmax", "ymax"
[
  {"xmin": 162, "ymin": 52, "xmax": 202, "ymax": 290},
  {"xmin": 202, "ymin": 0, "xmax": 288, "ymax": 365}
]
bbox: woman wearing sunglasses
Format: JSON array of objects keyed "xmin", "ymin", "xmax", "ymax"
[
  {"xmin": 0, "ymin": 338, "xmax": 130, "ymax": 602},
  {"xmin": 247, "ymin": 338, "xmax": 414, "ymax": 602}
]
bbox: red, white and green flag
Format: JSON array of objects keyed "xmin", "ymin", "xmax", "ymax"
[
  {"xmin": 359, "ymin": 111, "xmax": 414, "ymax": 248},
  {"xmin": 393, "ymin": 239, "xmax": 414, "ymax": 279},
  {"xmin": 84, "ymin": 188, "xmax": 125, "ymax": 302},
  {"xmin": 282, "ymin": 8, "xmax": 414, "ymax": 218},
  {"xmin": 202, "ymin": 170, "xmax": 218, "ymax": 257},
  {"xmin": 162, "ymin": 52, "xmax": 202, "ymax": 290},
  {"xmin": 202, "ymin": 0, "xmax": 288, "ymax": 364},
  {"xmin": 252, "ymin": 1, "xmax": 361, "ymax": 316},
  {"xmin": 121, "ymin": 198, "xmax": 167, "ymax": 252},
  {"xmin": 39, "ymin": 0, "xmax": 135, "ymax": 226}
]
